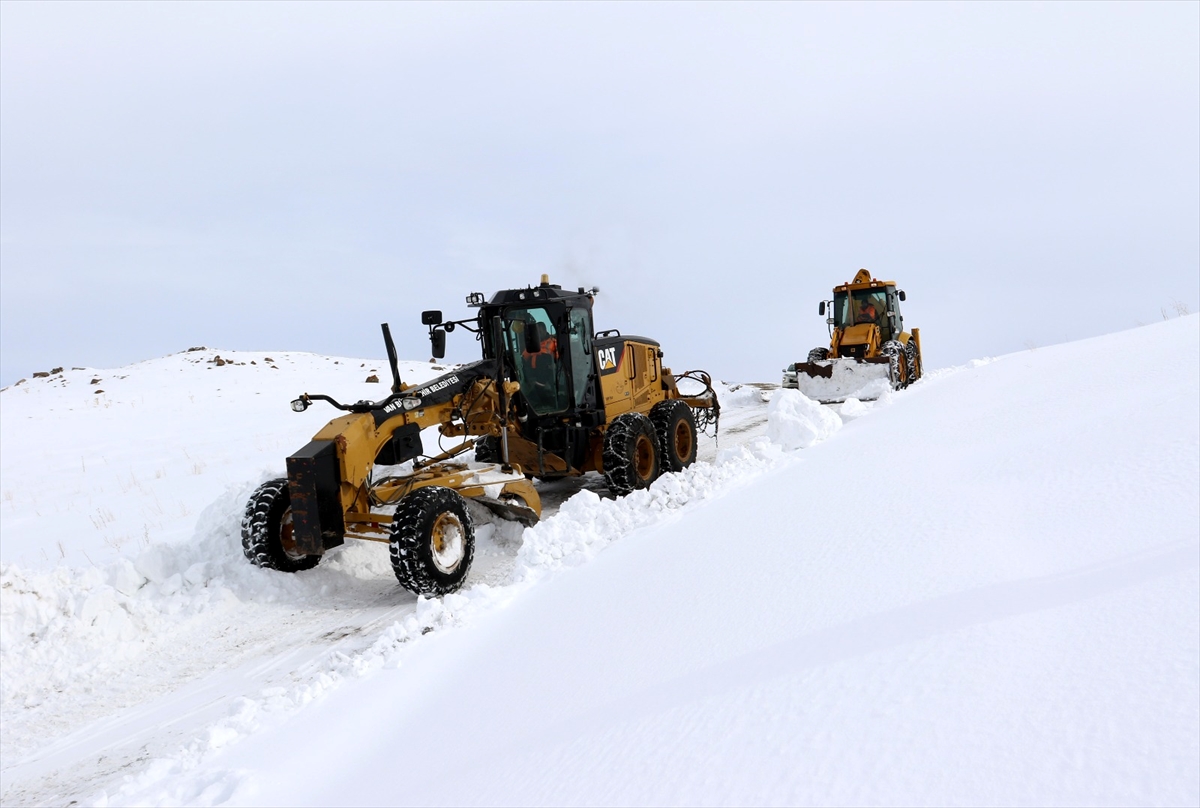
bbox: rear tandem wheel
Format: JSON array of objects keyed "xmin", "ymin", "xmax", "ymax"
[
  {"xmin": 602, "ymin": 412, "xmax": 662, "ymax": 497},
  {"xmin": 649, "ymin": 399, "xmax": 697, "ymax": 473}
]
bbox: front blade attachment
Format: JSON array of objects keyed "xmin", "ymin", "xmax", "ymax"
[{"xmin": 793, "ymin": 358, "xmax": 893, "ymax": 404}]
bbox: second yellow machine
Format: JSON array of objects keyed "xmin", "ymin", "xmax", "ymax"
[
  {"xmin": 786, "ymin": 268, "xmax": 923, "ymax": 402},
  {"xmin": 241, "ymin": 275, "xmax": 718, "ymax": 597}
]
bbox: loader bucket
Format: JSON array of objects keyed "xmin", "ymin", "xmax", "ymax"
[{"xmin": 793, "ymin": 358, "xmax": 893, "ymax": 404}]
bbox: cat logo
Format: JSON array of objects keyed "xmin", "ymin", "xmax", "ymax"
[{"xmin": 598, "ymin": 346, "xmax": 618, "ymax": 373}]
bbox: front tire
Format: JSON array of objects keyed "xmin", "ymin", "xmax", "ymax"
[
  {"xmin": 649, "ymin": 399, "xmax": 697, "ymax": 473},
  {"xmin": 807, "ymin": 347, "xmax": 830, "ymax": 362},
  {"xmin": 390, "ymin": 486, "xmax": 475, "ymax": 597},
  {"xmin": 241, "ymin": 478, "xmax": 321, "ymax": 572},
  {"xmin": 602, "ymin": 412, "xmax": 662, "ymax": 496},
  {"xmin": 904, "ymin": 339, "xmax": 920, "ymax": 381}
]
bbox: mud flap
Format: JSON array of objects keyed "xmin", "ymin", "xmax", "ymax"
[{"xmin": 793, "ymin": 358, "xmax": 893, "ymax": 404}]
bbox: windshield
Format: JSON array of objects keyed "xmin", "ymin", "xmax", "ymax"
[{"xmin": 833, "ymin": 288, "xmax": 889, "ymax": 329}]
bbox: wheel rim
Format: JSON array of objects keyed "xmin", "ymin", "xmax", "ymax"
[
  {"xmin": 673, "ymin": 420, "xmax": 692, "ymax": 462},
  {"xmin": 279, "ymin": 508, "xmax": 306, "ymax": 561},
  {"xmin": 634, "ymin": 434, "xmax": 655, "ymax": 481},
  {"xmin": 430, "ymin": 511, "xmax": 466, "ymax": 574}
]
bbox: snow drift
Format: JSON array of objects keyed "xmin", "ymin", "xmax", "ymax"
[{"xmin": 2, "ymin": 317, "xmax": 1197, "ymax": 806}]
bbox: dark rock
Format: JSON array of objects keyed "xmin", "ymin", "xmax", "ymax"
[
  {"xmin": 33, "ymin": 372, "xmax": 49, "ymax": 378},
  {"xmin": 365, "ymin": 374, "xmax": 380, "ymax": 383},
  {"xmin": 91, "ymin": 378, "xmax": 101, "ymax": 384}
]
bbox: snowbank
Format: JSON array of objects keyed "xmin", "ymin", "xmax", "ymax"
[{"xmin": 4, "ymin": 317, "xmax": 1198, "ymax": 806}]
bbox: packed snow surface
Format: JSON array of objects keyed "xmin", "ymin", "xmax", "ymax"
[{"xmin": 2, "ymin": 318, "xmax": 1198, "ymax": 806}]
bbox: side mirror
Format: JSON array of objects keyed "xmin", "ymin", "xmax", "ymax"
[
  {"xmin": 430, "ymin": 329, "xmax": 446, "ymax": 359},
  {"xmin": 818, "ymin": 301, "xmax": 826, "ymax": 315},
  {"xmin": 421, "ymin": 310, "xmax": 443, "ymax": 326},
  {"xmin": 523, "ymin": 325, "xmax": 541, "ymax": 354},
  {"xmin": 898, "ymin": 290, "xmax": 906, "ymax": 302}
]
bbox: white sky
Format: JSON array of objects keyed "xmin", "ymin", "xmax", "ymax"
[{"xmin": 1, "ymin": 1, "xmax": 1197, "ymax": 387}]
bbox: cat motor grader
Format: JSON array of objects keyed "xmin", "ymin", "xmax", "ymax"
[
  {"xmin": 788, "ymin": 268, "xmax": 923, "ymax": 403},
  {"xmin": 241, "ymin": 275, "xmax": 718, "ymax": 597}
]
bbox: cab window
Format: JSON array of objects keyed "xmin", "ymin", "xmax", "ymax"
[
  {"xmin": 504, "ymin": 307, "xmax": 568, "ymax": 414},
  {"xmin": 834, "ymin": 289, "xmax": 889, "ymax": 329}
]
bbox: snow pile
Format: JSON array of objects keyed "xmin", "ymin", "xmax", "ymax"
[
  {"xmin": 788, "ymin": 361, "xmax": 892, "ymax": 403},
  {"xmin": 837, "ymin": 395, "xmax": 870, "ymax": 420},
  {"xmin": 765, "ymin": 388, "xmax": 843, "ymax": 449},
  {"xmin": 515, "ymin": 439, "xmax": 787, "ymax": 580},
  {"xmin": 514, "ymin": 382, "xmax": 857, "ymax": 581}
]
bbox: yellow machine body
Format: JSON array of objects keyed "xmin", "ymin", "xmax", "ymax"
[
  {"xmin": 791, "ymin": 268, "xmax": 923, "ymax": 403},
  {"xmin": 281, "ymin": 279, "xmax": 719, "ymax": 559}
]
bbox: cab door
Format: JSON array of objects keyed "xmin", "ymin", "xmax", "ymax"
[
  {"xmin": 565, "ymin": 307, "xmax": 597, "ymax": 412},
  {"xmin": 503, "ymin": 307, "xmax": 569, "ymax": 416}
]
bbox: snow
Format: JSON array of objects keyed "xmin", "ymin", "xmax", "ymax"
[
  {"xmin": 2, "ymin": 318, "xmax": 1197, "ymax": 806},
  {"xmin": 790, "ymin": 359, "xmax": 893, "ymax": 404},
  {"xmin": 765, "ymin": 387, "xmax": 843, "ymax": 449}
]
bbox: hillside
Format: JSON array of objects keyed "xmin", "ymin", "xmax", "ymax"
[{"xmin": 2, "ymin": 317, "xmax": 1197, "ymax": 806}]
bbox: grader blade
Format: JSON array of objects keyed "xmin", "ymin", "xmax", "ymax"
[
  {"xmin": 473, "ymin": 496, "xmax": 541, "ymax": 526},
  {"xmin": 793, "ymin": 358, "xmax": 893, "ymax": 404}
]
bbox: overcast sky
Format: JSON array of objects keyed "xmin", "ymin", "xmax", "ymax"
[{"xmin": 2, "ymin": 1, "xmax": 1197, "ymax": 387}]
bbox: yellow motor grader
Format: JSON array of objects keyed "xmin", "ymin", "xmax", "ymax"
[
  {"xmin": 787, "ymin": 269, "xmax": 923, "ymax": 403},
  {"xmin": 242, "ymin": 275, "xmax": 718, "ymax": 597}
]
